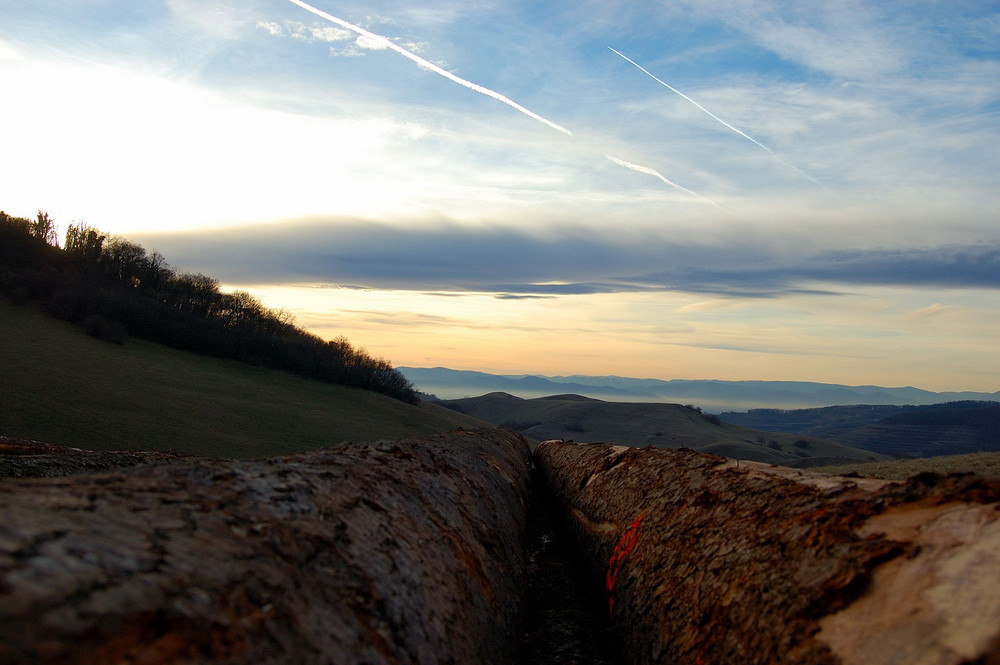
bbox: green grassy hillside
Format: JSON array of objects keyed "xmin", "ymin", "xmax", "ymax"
[
  {"xmin": 440, "ymin": 392, "xmax": 885, "ymax": 466},
  {"xmin": 0, "ymin": 300, "xmax": 484, "ymax": 458}
]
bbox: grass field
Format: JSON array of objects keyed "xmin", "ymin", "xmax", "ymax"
[{"xmin": 0, "ymin": 299, "xmax": 485, "ymax": 458}]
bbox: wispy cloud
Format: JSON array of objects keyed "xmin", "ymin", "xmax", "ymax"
[
  {"xmin": 164, "ymin": 0, "xmax": 251, "ymax": 41},
  {"xmin": 256, "ymin": 19, "xmax": 352, "ymax": 43},
  {"xmin": 660, "ymin": 0, "xmax": 904, "ymax": 80},
  {"xmin": 905, "ymin": 303, "xmax": 957, "ymax": 322}
]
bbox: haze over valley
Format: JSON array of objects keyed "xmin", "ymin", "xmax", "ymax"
[{"xmin": 401, "ymin": 366, "xmax": 1000, "ymax": 412}]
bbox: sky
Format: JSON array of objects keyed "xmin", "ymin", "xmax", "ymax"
[{"xmin": 2, "ymin": 0, "xmax": 999, "ymax": 392}]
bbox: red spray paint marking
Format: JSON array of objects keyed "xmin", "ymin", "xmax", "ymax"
[{"xmin": 606, "ymin": 513, "xmax": 646, "ymax": 614}]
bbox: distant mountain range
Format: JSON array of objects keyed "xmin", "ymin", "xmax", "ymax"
[{"xmin": 399, "ymin": 367, "xmax": 1000, "ymax": 413}]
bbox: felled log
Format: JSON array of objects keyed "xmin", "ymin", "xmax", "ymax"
[
  {"xmin": 0, "ymin": 429, "xmax": 531, "ymax": 665},
  {"xmin": 535, "ymin": 440, "xmax": 1000, "ymax": 665},
  {"xmin": 0, "ymin": 436, "xmax": 189, "ymax": 478}
]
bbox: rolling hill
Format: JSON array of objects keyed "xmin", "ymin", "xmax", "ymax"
[
  {"xmin": 0, "ymin": 300, "xmax": 484, "ymax": 458},
  {"xmin": 438, "ymin": 392, "xmax": 885, "ymax": 466}
]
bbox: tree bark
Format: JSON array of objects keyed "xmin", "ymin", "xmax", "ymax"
[
  {"xmin": 535, "ymin": 440, "xmax": 1000, "ymax": 665},
  {"xmin": 0, "ymin": 436, "xmax": 189, "ymax": 479},
  {"xmin": 0, "ymin": 429, "xmax": 531, "ymax": 665}
]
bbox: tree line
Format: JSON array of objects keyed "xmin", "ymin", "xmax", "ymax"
[{"xmin": 0, "ymin": 210, "xmax": 417, "ymax": 403}]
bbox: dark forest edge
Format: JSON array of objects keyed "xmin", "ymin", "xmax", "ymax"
[{"xmin": 0, "ymin": 210, "xmax": 417, "ymax": 403}]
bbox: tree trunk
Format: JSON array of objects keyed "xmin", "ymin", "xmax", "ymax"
[
  {"xmin": 535, "ymin": 440, "xmax": 1000, "ymax": 665},
  {"xmin": 0, "ymin": 429, "xmax": 531, "ymax": 665}
]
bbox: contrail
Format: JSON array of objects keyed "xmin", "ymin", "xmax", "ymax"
[
  {"xmin": 608, "ymin": 46, "xmax": 826, "ymax": 188},
  {"xmin": 605, "ymin": 155, "xmax": 730, "ymax": 213},
  {"xmin": 283, "ymin": 2, "xmax": 724, "ymax": 210},
  {"xmin": 284, "ymin": 0, "xmax": 572, "ymax": 135}
]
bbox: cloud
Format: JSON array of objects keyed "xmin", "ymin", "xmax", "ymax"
[
  {"xmin": 659, "ymin": 0, "xmax": 905, "ymax": 80},
  {"xmin": 801, "ymin": 247, "xmax": 1000, "ymax": 288},
  {"xmin": 132, "ymin": 219, "xmax": 1000, "ymax": 298},
  {"xmin": 752, "ymin": 15, "xmax": 903, "ymax": 80},
  {"xmin": 629, "ymin": 246, "xmax": 1000, "ymax": 296},
  {"xmin": 256, "ymin": 21, "xmax": 284, "ymax": 37},
  {"xmin": 905, "ymin": 303, "xmax": 957, "ymax": 322},
  {"xmin": 165, "ymin": 0, "xmax": 256, "ymax": 41},
  {"xmin": 256, "ymin": 19, "xmax": 353, "ymax": 43}
]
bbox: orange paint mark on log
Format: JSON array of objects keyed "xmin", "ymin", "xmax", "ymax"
[{"xmin": 606, "ymin": 513, "xmax": 646, "ymax": 614}]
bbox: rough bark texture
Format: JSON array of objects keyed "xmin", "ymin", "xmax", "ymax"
[
  {"xmin": 535, "ymin": 440, "xmax": 1000, "ymax": 665},
  {"xmin": 0, "ymin": 429, "xmax": 531, "ymax": 665},
  {"xmin": 0, "ymin": 436, "xmax": 189, "ymax": 479}
]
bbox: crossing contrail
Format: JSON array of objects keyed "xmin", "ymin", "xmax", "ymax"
[
  {"xmin": 283, "ymin": 2, "xmax": 727, "ymax": 209},
  {"xmin": 608, "ymin": 46, "xmax": 826, "ymax": 188},
  {"xmin": 605, "ymin": 155, "xmax": 730, "ymax": 213},
  {"xmin": 284, "ymin": 0, "xmax": 572, "ymax": 135}
]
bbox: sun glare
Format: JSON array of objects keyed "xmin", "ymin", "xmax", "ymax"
[{"xmin": 0, "ymin": 51, "xmax": 414, "ymax": 234}]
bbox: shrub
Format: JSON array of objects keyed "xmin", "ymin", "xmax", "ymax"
[
  {"xmin": 9, "ymin": 286, "xmax": 29, "ymax": 306},
  {"xmin": 47, "ymin": 285, "xmax": 101, "ymax": 322},
  {"xmin": 82, "ymin": 314, "xmax": 127, "ymax": 345}
]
